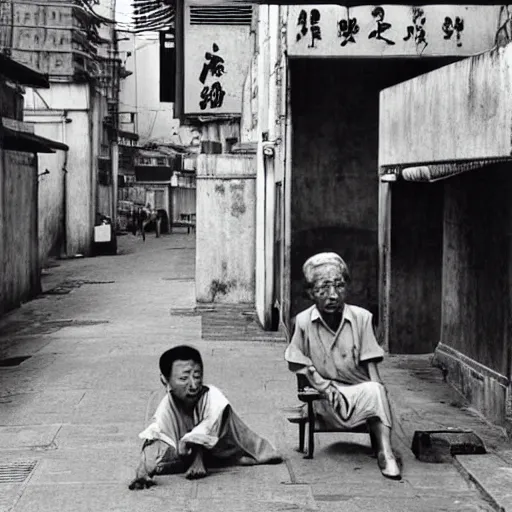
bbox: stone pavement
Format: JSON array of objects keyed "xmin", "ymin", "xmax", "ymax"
[{"xmin": 0, "ymin": 232, "xmax": 510, "ymax": 511}]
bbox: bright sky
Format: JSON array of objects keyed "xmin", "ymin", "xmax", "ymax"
[{"xmin": 115, "ymin": 0, "xmax": 133, "ymax": 25}]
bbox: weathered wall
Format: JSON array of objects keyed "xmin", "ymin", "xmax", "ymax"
[
  {"xmin": 97, "ymin": 185, "xmax": 113, "ymax": 219},
  {"xmin": 1, "ymin": 151, "xmax": 39, "ymax": 315},
  {"xmin": 379, "ymin": 44, "xmax": 512, "ymax": 167},
  {"xmin": 442, "ymin": 165, "xmax": 509, "ymax": 375},
  {"xmin": 389, "ymin": 181, "xmax": 444, "ymax": 353},
  {"xmin": 118, "ymin": 185, "xmax": 145, "ymax": 205},
  {"xmin": 171, "ymin": 187, "xmax": 196, "ymax": 222},
  {"xmin": 66, "ymin": 109, "xmax": 93, "ymax": 255},
  {"xmin": 196, "ymin": 154, "xmax": 255, "ymax": 304},
  {"xmin": 290, "ymin": 58, "xmax": 452, "ymax": 320},
  {"xmin": 434, "ymin": 164, "xmax": 511, "ymax": 423},
  {"xmin": 25, "ymin": 84, "xmax": 95, "ymax": 256},
  {"xmin": 117, "ymin": 34, "xmax": 180, "ymax": 144},
  {"xmin": 22, "ymin": 116, "xmax": 66, "ymax": 266}
]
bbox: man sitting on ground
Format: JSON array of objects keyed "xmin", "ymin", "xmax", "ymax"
[
  {"xmin": 129, "ymin": 345, "xmax": 282, "ymax": 490},
  {"xmin": 285, "ymin": 252, "xmax": 401, "ymax": 480}
]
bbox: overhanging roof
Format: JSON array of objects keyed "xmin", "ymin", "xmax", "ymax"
[
  {"xmin": 1, "ymin": 118, "xmax": 69, "ymax": 153},
  {"xmin": 186, "ymin": 0, "xmax": 506, "ymax": 5},
  {"xmin": 382, "ymin": 157, "xmax": 512, "ymax": 183},
  {"xmin": 0, "ymin": 53, "xmax": 50, "ymax": 89},
  {"xmin": 379, "ymin": 43, "xmax": 512, "ymax": 179}
]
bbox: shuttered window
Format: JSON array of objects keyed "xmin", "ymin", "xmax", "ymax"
[{"xmin": 189, "ymin": 5, "xmax": 253, "ymax": 25}]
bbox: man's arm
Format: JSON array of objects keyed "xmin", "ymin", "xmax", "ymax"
[
  {"xmin": 128, "ymin": 441, "xmax": 159, "ymax": 490},
  {"xmin": 366, "ymin": 361, "xmax": 383, "ymax": 384}
]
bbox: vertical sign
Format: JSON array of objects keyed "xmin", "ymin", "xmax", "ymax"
[
  {"xmin": 0, "ymin": 0, "xmax": 13, "ymax": 52},
  {"xmin": 159, "ymin": 30, "xmax": 176, "ymax": 103}
]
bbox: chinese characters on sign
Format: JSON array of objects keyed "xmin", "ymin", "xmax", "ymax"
[
  {"xmin": 404, "ymin": 7, "xmax": 428, "ymax": 51},
  {"xmin": 297, "ymin": 9, "xmax": 322, "ymax": 48},
  {"xmin": 442, "ymin": 16, "xmax": 464, "ymax": 47},
  {"xmin": 292, "ymin": 5, "xmax": 469, "ymax": 53},
  {"xmin": 199, "ymin": 43, "xmax": 226, "ymax": 110},
  {"xmin": 337, "ymin": 16, "xmax": 359, "ymax": 47},
  {"xmin": 369, "ymin": 7, "xmax": 395, "ymax": 45}
]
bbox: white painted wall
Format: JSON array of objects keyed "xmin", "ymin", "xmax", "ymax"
[
  {"xmin": 196, "ymin": 154, "xmax": 256, "ymax": 304},
  {"xmin": 118, "ymin": 34, "xmax": 181, "ymax": 144},
  {"xmin": 25, "ymin": 83, "xmax": 97, "ymax": 256},
  {"xmin": 379, "ymin": 43, "xmax": 512, "ymax": 167}
]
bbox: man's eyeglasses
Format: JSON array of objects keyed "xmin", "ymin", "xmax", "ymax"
[{"xmin": 313, "ymin": 281, "xmax": 347, "ymax": 296}]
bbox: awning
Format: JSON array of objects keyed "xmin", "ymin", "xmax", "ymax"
[
  {"xmin": 0, "ymin": 53, "xmax": 49, "ymax": 89},
  {"xmin": 186, "ymin": 0, "xmax": 505, "ymax": 4},
  {"xmin": 382, "ymin": 157, "xmax": 512, "ymax": 183},
  {"xmin": 1, "ymin": 118, "xmax": 69, "ymax": 153}
]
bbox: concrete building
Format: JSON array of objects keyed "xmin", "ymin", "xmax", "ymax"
[
  {"xmin": 170, "ymin": 0, "xmax": 258, "ymax": 306},
  {"xmin": 0, "ymin": 53, "xmax": 68, "ymax": 315},
  {"xmin": 378, "ymin": 39, "xmax": 512, "ymax": 427},
  {"xmin": 236, "ymin": 3, "xmax": 508, "ymax": 334},
  {"xmin": 134, "ymin": 147, "xmax": 195, "ymax": 231},
  {"xmin": 2, "ymin": 0, "xmax": 124, "ymax": 261}
]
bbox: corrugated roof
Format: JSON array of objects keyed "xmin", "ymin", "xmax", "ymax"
[{"xmin": 0, "ymin": 53, "xmax": 49, "ymax": 89}]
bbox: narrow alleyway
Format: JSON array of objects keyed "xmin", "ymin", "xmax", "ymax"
[{"xmin": 0, "ymin": 232, "xmax": 507, "ymax": 511}]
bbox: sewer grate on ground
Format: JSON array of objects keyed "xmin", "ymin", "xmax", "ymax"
[
  {"xmin": 42, "ymin": 320, "xmax": 110, "ymax": 327},
  {"xmin": 0, "ymin": 461, "xmax": 37, "ymax": 483},
  {"xmin": 44, "ymin": 280, "xmax": 115, "ymax": 295},
  {"xmin": 169, "ymin": 308, "xmax": 201, "ymax": 317},
  {"xmin": 0, "ymin": 356, "xmax": 32, "ymax": 368},
  {"xmin": 162, "ymin": 277, "xmax": 195, "ymax": 281}
]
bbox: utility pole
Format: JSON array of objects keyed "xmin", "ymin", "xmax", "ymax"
[{"xmin": 110, "ymin": 0, "xmax": 119, "ymax": 230}]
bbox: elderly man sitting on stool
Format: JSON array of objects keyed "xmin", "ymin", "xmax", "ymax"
[{"xmin": 285, "ymin": 252, "xmax": 401, "ymax": 480}]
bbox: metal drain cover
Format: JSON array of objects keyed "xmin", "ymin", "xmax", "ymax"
[
  {"xmin": 0, "ymin": 461, "xmax": 37, "ymax": 483},
  {"xmin": 0, "ymin": 356, "xmax": 32, "ymax": 368}
]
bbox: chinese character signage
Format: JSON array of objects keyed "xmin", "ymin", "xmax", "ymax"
[
  {"xmin": 288, "ymin": 5, "xmax": 501, "ymax": 57},
  {"xmin": 183, "ymin": 1, "xmax": 252, "ymax": 115}
]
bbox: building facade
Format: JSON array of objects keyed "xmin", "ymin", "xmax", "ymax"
[
  {"xmin": 2, "ymin": 0, "xmax": 125, "ymax": 260},
  {"xmin": 0, "ymin": 54, "xmax": 68, "ymax": 315},
  {"xmin": 238, "ymin": 3, "xmax": 508, "ymax": 334},
  {"xmin": 378, "ymin": 37, "xmax": 512, "ymax": 426}
]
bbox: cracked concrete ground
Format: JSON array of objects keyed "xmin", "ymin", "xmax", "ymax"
[{"xmin": 0, "ymin": 232, "xmax": 509, "ymax": 511}]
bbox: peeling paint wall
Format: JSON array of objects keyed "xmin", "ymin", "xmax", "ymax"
[
  {"xmin": 25, "ymin": 84, "xmax": 97, "ymax": 257},
  {"xmin": 379, "ymin": 45, "xmax": 512, "ymax": 167},
  {"xmin": 0, "ymin": 151, "xmax": 39, "ymax": 315},
  {"xmin": 196, "ymin": 154, "xmax": 255, "ymax": 304},
  {"xmin": 23, "ymin": 117, "xmax": 66, "ymax": 266},
  {"xmin": 434, "ymin": 164, "xmax": 512, "ymax": 424}
]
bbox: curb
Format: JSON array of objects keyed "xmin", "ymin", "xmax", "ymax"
[{"xmin": 453, "ymin": 453, "xmax": 512, "ymax": 512}]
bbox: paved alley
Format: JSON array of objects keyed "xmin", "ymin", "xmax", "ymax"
[{"xmin": 0, "ymin": 232, "xmax": 508, "ymax": 512}]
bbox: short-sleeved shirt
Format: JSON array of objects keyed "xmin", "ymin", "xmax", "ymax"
[{"xmin": 285, "ymin": 304, "xmax": 384, "ymax": 385}]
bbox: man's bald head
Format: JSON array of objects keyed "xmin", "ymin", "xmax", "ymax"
[{"xmin": 302, "ymin": 252, "xmax": 350, "ymax": 286}]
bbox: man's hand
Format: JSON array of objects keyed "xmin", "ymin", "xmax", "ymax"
[
  {"xmin": 324, "ymin": 384, "xmax": 342, "ymax": 411},
  {"xmin": 128, "ymin": 474, "xmax": 156, "ymax": 490}
]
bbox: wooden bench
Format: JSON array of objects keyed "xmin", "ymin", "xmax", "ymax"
[
  {"xmin": 291, "ymin": 374, "xmax": 377, "ymax": 459},
  {"xmin": 170, "ymin": 213, "xmax": 196, "ymax": 234}
]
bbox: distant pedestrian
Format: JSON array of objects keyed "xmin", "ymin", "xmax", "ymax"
[
  {"xmin": 131, "ymin": 208, "xmax": 138, "ymax": 236},
  {"xmin": 140, "ymin": 204, "xmax": 151, "ymax": 241}
]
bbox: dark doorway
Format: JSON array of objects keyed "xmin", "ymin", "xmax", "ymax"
[{"xmin": 288, "ymin": 57, "xmax": 459, "ymax": 327}]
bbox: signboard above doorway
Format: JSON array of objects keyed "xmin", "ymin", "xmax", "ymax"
[{"xmin": 287, "ymin": 5, "xmax": 502, "ymax": 57}]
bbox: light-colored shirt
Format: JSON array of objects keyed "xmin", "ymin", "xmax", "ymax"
[{"xmin": 285, "ymin": 304, "xmax": 384, "ymax": 386}]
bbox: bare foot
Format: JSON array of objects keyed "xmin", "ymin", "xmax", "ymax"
[
  {"xmin": 377, "ymin": 452, "xmax": 401, "ymax": 480},
  {"xmin": 185, "ymin": 449, "xmax": 207, "ymax": 480}
]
